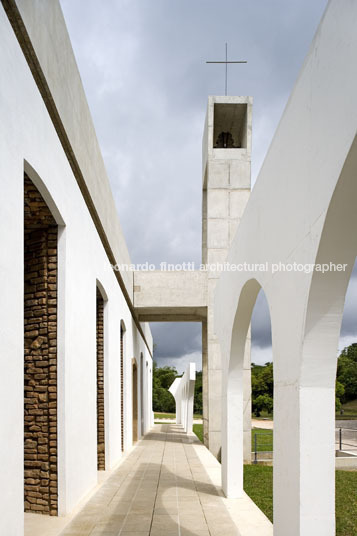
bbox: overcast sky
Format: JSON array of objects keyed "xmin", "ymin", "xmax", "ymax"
[{"xmin": 60, "ymin": 0, "xmax": 357, "ymax": 373}]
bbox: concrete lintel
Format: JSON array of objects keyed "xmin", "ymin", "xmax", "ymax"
[
  {"xmin": 138, "ymin": 310, "xmax": 207, "ymax": 322},
  {"xmin": 134, "ymin": 271, "xmax": 208, "ymax": 319}
]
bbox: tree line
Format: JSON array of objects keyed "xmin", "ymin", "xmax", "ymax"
[
  {"xmin": 251, "ymin": 342, "xmax": 357, "ymax": 416},
  {"xmin": 152, "ymin": 342, "xmax": 357, "ymax": 417}
]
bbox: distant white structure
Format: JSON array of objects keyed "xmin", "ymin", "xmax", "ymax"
[{"xmin": 169, "ymin": 363, "xmax": 196, "ymax": 433}]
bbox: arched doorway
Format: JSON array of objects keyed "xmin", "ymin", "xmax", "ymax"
[
  {"xmin": 24, "ymin": 173, "xmax": 59, "ymax": 516},
  {"xmin": 132, "ymin": 359, "xmax": 138, "ymax": 443},
  {"xmin": 140, "ymin": 353, "xmax": 144, "ymax": 436},
  {"xmin": 96, "ymin": 284, "xmax": 107, "ymax": 471},
  {"xmin": 120, "ymin": 321, "xmax": 126, "ymax": 451}
]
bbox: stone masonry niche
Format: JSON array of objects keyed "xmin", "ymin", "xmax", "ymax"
[
  {"xmin": 24, "ymin": 174, "xmax": 58, "ymax": 516},
  {"xmin": 213, "ymin": 103, "xmax": 248, "ymax": 148},
  {"xmin": 96, "ymin": 287, "xmax": 105, "ymax": 470},
  {"xmin": 120, "ymin": 321, "xmax": 126, "ymax": 452}
]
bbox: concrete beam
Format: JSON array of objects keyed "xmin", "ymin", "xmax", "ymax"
[{"xmin": 134, "ymin": 271, "xmax": 207, "ymax": 321}]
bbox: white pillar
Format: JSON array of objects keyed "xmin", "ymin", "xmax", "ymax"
[
  {"xmin": 243, "ymin": 333, "xmax": 252, "ymax": 463},
  {"xmin": 169, "ymin": 363, "xmax": 196, "ymax": 433},
  {"xmin": 274, "ymin": 383, "xmax": 335, "ymax": 536},
  {"xmin": 222, "ymin": 368, "xmax": 244, "ymax": 498},
  {"xmin": 186, "ymin": 363, "xmax": 196, "ymax": 434}
]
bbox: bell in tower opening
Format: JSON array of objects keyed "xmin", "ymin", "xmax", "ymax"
[
  {"xmin": 213, "ymin": 102, "xmax": 248, "ymax": 149},
  {"xmin": 215, "ymin": 131, "xmax": 235, "ymax": 148}
]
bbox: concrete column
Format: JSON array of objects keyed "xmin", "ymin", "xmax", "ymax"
[
  {"xmin": 202, "ymin": 96, "xmax": 253, "ymax": 458},
  {"xmin": 222, "ymin": 368, "xmax": 244, "ymax": 498},
  {"xmin": 243, "ymin": 331, "xmax": 252, "ymax": 463},
  {"xmin": 182, "ymin": 389, "xmax": 186, "ymax": 430},
  {"xmin": 186, "ymin": 368, "xmax": 196, "ymax": 434},
  {"xmin": 274, "ymin": 383, "xmax": 335, "ymax": 536},
  {"xmin": 202, "ymin": 320, "xmax": 209, "ymax": 445}
]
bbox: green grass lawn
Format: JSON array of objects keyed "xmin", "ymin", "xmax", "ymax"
[
  {"xmin": 154, "ymin": 412, "xmax": 203, "ymax": 420},
  {"xmin": 154, "ymin": 412, "xmax": 176, "ymax": 420},
  {"xmin": 194, "ymin": 424, "xmax": 274, "ymax": 452},
  {"xmin": 244, "ymin": 465, "xmax": 357, "ymax": 536},
  {"xmin": 335, "ymin": 470, "xmax": 357, "ymax": 535},
  {"xmin": 337, "ymin": 399, "xmax": 357, "ymax": 420},
  {"xmin": 244, "ymin": 465, "xmax": 273, "ymax": 521},
  {"xmin": 252, "ymin": 428, "xmax": 273, "ymax": 452},
  {"xmin": 253, "ymin": 411, "xmax": 273, "ymax": 419},
  {"xmin": 194, "ymin": 424, "xmax": 356, "ymax": 534},
  {"xmin": 193, "ymin": 423, "xmax": 203, "ymax": 442}
]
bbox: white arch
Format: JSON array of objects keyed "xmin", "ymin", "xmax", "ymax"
[
  {"xmin": 96, "ymin": 278, "xmax": 109, "ymax": 302},
  {"xmin": 293, "ymin": 134, "xmax": 357, "ymax": 534},
  {"xmin": 215, "ymin": 2, "xmax": 357, "ymax": 534},
  {"xmin": 222, "ymin": 278, "xmax": 263, "ymax": 497},
  {"xmin": 24, "ymin": 160, "xmax": 65, "ymax": 226}
]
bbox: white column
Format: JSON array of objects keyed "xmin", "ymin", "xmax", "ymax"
[
  {"xmin": 169, "ymin": 363, "xmax": 196, "ymax": 433},
  {"xmin": 186, "ymin": 363, "xmax": 196, "ymax": 434},
  {"xmin": 274, "ymin": 383, "xmax": 335, "ymax": 536},
  {"xmin": 222, "ymin": 368, "xmax": 244, "ymax": 498}
]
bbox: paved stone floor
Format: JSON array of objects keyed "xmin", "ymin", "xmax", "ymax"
[{"xmin": 25, "ymin": 423, "xmax": 272, "ymax": 536}]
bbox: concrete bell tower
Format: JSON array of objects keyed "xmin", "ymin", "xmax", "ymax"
[{"xmin": 202, "ymin": 96, "xmax": 253, "ymax": 459}]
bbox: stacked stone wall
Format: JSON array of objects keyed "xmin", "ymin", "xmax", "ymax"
[
  {"xmin": 120, "ymin": 325, "xmax": 124, "ymax": 451},
  {"xmin": 96, "ymin": 290, "xmax": 105, "ymax": 470},
  {"xmin": 24, "ymin": 174, "xmax": 58, "ymax": 515}
]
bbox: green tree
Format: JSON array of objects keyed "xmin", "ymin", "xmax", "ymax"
[
  {"xmin": 152, "ymin": 362, "xmax": 178, "ymax": 413},
  {"xmin": 194, "ymin": 370, "xmax": 203, "ymax": 414},
  {"xmin": 340, "ymin": 343, "xmax": 357, "ymax": 363},
  {"xmin": 251, "ymin": 362, "xmax": 274, "ymax": 416},
  {"xmin": 253, "ymin": 394, "xmax": 273, "ymax": 416},
  {"xmin": 337, "ymin": 352, "xmax": 357, "ymax": 402},
  {"xmin": 336, "ymin": 380, "xmax": 345, "ymax": 412},
  {"xmin": 152, "ymin": 363, "xmax": 203, "ymax": 415}
]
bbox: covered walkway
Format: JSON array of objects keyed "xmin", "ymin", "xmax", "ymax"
[{"xmin": 26, "ymin": 424, "xmax": 272, "ymax": 536}]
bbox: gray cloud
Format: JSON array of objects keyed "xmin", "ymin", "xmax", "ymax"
[
  {"xmin": 152, "ymin": 323, "xmax": 202, "ymax": 373},
  {"xmin": 60, "ymin": 0, "xmax": 330, "ymax": 367},
  {"xmin": 152, "ymin": 322, "xmax": 201, "ymax": 359},
  {"xmin": 251, "ymin": 289, "xmax": 272, "ymax": 349},
  {"xmin": 340, "ymin": 259, "xmax": 357, "ymax": 338},
  {"xmin": 155, "ymin": 351, "xmax": 202, "ymax": 375}
]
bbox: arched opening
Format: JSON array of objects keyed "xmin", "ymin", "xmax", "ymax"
[
  {"xmin": 287, "ymin": 135, "xmax": 357, "ymax": 533},
  {"xmin": 140, "ymin": 352, "xmax": 144, "ymax": 437},
  {"xmin": 251, "ymin": 289, "xmax": 273, "ymax": 458},
  {"xmin": 222, "ymin": 278, "xmax": 262, "ymax": 497},
  {"xmin": 96, "ymin": 283, "xmax": 107, "ymax": 471},
  {"xmin": 337, "ymin": 258, "xmax": 357, "ymax": 421},
  {"xmin": 132, "ymin": 359, "xmax": 138, "ymax": 443},
  {"xmin": 120, "ymin": 320, "xmax": 126, "ymax": 451},
  {"xmin": 150, "ymin": 321, "xmax": 202, "ymax": 424},
  {"xmin": 243, "ymin": 287, "xmax": 274, "ymax": 521},
  {"xmin": 24, "ymin": 172, "xmax": 59, "ymax": 516}
]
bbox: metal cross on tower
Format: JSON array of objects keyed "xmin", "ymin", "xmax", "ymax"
[{"xmin": 206, "ymin": 43, "xmax": 247, "ymax": 96}]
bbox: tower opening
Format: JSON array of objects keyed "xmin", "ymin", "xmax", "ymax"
[{"xmin": 213, "ymin": 103, "xmax": 248, "ymax": 149}]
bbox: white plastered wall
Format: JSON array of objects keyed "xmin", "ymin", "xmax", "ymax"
[{"xmin": 0, "ymin": 5, "xmax": 152, "ymax": 534}]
